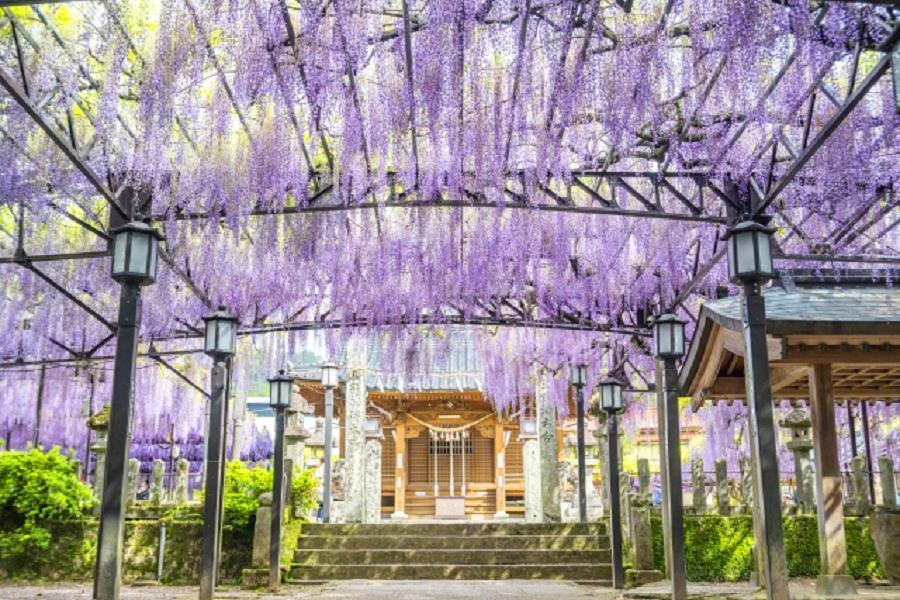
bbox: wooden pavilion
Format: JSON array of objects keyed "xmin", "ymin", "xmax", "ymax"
[{"xmin": 679, "ymin": 270, "xmax": 900, "ymax": 590}]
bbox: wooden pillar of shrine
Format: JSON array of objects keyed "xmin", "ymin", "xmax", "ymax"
[
  {"xmin": 809, "ymin": 363, "xmax": 857, "ymax": 596},
  {"xmin": 392, "ymin": 417, "xmax": 407, "ymax": 519},
  {"xmin": 495, "ymin": 421, "xmax": 508, "ymax": 519}
]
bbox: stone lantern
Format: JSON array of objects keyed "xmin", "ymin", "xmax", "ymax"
[{"xmin": 779, "ymin": 407, "xmax": 814, "ymax": 513}]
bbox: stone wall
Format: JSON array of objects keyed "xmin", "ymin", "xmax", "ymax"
[{"xmin": 0, "ymin": 518, "xmax": 253, "ymax": 583}]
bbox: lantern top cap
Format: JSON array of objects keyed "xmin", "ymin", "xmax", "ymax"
[
  {"xmin": 722, "ymin": 218, "xmax": 775, "ymax": 239},
  {"xmin": 598, "ymin": 376, "xmax": 624, "ymax": 387},
  {"xmin": 202, "ymin": 306, "xmax": 238, "ymax": 323},
  {"xmin": 109, "ymin": 220, "xmax": 164, "ymax": 240},
  {"xmin": 268, "ymin": 369, "xmax": 292, "ymax": 383},
  {"xmin": 321, "ymin": 361, "xmax": 339, "ymax": 370},
  {"xmin": 653, "ymin": 313, "xmax": 686, "ymax": 325}
]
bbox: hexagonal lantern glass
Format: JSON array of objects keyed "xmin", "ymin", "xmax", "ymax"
[{"xmin": 111, "ymin": 221, "xmax": 163, "ymax": 285}]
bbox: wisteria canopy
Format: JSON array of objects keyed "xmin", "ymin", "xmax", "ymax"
[{"xmin": 0, "ymin": 1, "xmax": 898, "ymax": 454}]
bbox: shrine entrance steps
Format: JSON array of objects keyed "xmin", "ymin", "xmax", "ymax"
[{"xmin": 288, "ymin": 522, "xmax": 612, "ymax": 584}]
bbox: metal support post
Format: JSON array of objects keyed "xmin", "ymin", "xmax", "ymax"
[
  {"xmin": 608, "ymin": 413, "xmax": 625, "ymax": 589},
  {"xmin": 199, "ymin": 362, "xmax": 227, "ymax": 600},
  {"xmin": 662, "ymin": 356, "xmax": 687, "ymax": 600},
  {"xmin": 741, "ymin": 282, "xmax": 790, "ymax": 600},
  {"xmin": 575, "ymin": 383, "xmax": 587, "ymax": 522},
  {"xmin": 32, "ymin": 364, "xmax": 46, "ymax": 448},
  {"xmin": 323, "ymin": 386, "xmax": 334, "ymax": 523},
  {"xmin": 93, "ymin": 283, "xmax": 141, "ymax": 600},
  {"xmin": 860, "ymin": 402, "xmax": 875, "ymax": 504},
  {"xmin": 269, "ymin": 406, "xmax": 286, "ymax": 592}
]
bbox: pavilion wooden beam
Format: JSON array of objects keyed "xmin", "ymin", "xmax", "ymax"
[
  {"xmin": 780, "ymin": 344, "xmax": 900, "ymax": 364},
  {"xmin": 808, "ymin": 363, "xmax": 857, "ymax": 596},
  {"xmin": 702, "ymin": 376, "xmax": 900, "ymax": 400}
]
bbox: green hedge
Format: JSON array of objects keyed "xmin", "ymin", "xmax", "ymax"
[{"xmin": 651, "ymin": 515, "xmax": 884, "ymax": 582}]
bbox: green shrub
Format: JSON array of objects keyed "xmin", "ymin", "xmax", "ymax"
[
  {"xmin": 651, "ymin": 514, "xmax": 885, "ymax": 582},
  {"xmin": 206, "ymin": 460, "xmax": 319, "ymax": 528},
  {"xmin": 0, "ymin": 447, "xmax": 94, "ymax": 558}
]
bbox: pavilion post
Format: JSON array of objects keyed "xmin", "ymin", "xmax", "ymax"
[
  {"xmin": 661, "ymin": 356, "xmax": 687, "ymax": 600},
  {"xmin": 199, "ymin": 362, "xmax": 227, "ymax": 600},
  {"xmin": 93, "ymin": 282, "xmax": 142, "ymax": 600},
  {"xmin": 392, "ymin": 417, "xmax": 407, "ymax": 519},
  {"xmin": 740, "ymin": 281, "xmax": 790, "ymax": 599},
  {"xmin": 809, "ymin": 364, "xmax": 857, "ymax": 596},
  {"xmin": 573, "ymin": 381, "xmax": 587, "ymax": 522}
]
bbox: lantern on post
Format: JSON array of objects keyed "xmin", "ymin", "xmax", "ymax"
[
  {"xmin": 599, "ymin": 376, "xmax": 625, "ymax": 589},
  {"xmin": 569, "ymin": 363, "xmax": 588, "ymax": 522},
  {"xmin": 95, "ymin": 220, "xmax": 163, "ymax": 600},
  {"xmin": 267, "ymin": 369, "xmax": 292, "ymax": 592},
  {"xmin": 199, "ymin": 307, "xmax": 238, "ymax": 600},
  {"xmin": 724, "ymin": 218, "xmax": 775, "ymax": 284},
  {"xmin": 653, "ymin": 314, "xmax": 686, "ymax": 360}
]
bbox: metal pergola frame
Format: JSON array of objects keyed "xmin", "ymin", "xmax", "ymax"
[{"xmin": 0, "ymin": 0, "xmax": 896, "ymax": 371}]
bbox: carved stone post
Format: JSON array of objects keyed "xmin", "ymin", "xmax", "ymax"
[
  {"xmin": 87, "ymin": 407, "xmax": 110, "ymax": 515},
  {"xmin": 126, "ymin": 459, "xmax": 140, "ymax": 505},
  {"xmin": 343, "ymin": 341, "xmax": 368, "ymax": 523},
  {"xmin": 879, "ymin": 455, "xmax": 896, "ymax": 509},
  {"xmin": 523, "ymin": 433, "xmax": 542, "ymax": 522},
  {"xmin": 364, "ymin": 437, "xmax": 382, "ymax": 523},
  {"xmin": 537, "ymin": 376, "xmax": 560, "ymax": 522},
  {"xmin": 174, "ymin": 458, "xmax": 190, "ymax": 504},
  {"xmin": 715, "ymin": 459, "xmax": 731, "ymax": 516},
  {"xmin": 692, "ymin": 458, "xmax": 706, "ymax": 514},
  {"xmin": 149, "ymin": 459, "xmax": 165, "ymax": 505},
  {"xmin": 849, "ymin": 455, "xmax": 871, "ymax": 516}
]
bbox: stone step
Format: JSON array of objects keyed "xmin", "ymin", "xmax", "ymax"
[
  {"xmin": 294, "ymin": 548, "xmax": 611, "ymax": 565},
  {"xmin": 301, "ymin": 522, "xmax": 605, "ymax": 537},
  {"xmin": 297, "ymin": 534, "xmax": 606, "ymax": 550},
  {"xmin": 288, "ymin": 563, "xmax": 612, "ymax": 581}
]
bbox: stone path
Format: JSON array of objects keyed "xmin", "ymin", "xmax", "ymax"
[{"xmin": 2, "ymin": 580, "xmax": 899, "ymax": 600}]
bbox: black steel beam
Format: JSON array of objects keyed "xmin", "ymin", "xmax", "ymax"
[
  {"xmin": 0, "ymin": 65, "xmax": 126, "ymax": 221},
  {"xmin": 0, "ymin": 250, "xmax": 108, "ymax": 264}
]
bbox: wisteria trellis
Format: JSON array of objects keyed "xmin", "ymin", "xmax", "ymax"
[{"xmin": 0, "ymin": 0, "xmax": 898, "ymax": 459}]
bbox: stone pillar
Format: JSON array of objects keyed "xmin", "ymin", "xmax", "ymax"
[
  {"xmin": 150, "ymin": 459, "xmax": 165, "ymax": 505},
  {"xmin": 494, "ymin": 421, "xmax": 509, "ymax": 520},
  {"xmin": 251, "ymin": 493, "xmax": 273, "ymax": 568},
  {"xmin": 364, "ymin": 438, "xmax": 382, "ymax": 523},
  {"xmin": 523, "ymin": 433, "xmax": 542, "ymax": 522},
  {"xmin": 126, "ymin": 459, "xmax": 140, "ymax": 505},
  {"xmin": 342, "ymin": 339, "xmax": 368, "ymax": 523},
  {"xmin": 174, "ymin": 458, "xmax": 190, "ymax": 504},
  {"xmin": 692, "ymin": 458, "xmax": 706, "ymax": 513},
  {"xmin": 594, "ymin": 420, "xmax": 610, "ymax": 516},
  {"xmin": 715, "ymin": 459, "xmax": 731, "ymax": 516},
  {"xmin": 809, "ymin": 364, "xmax": 857, "ymax": 596},
  {"xmin": 392, "ymin": 418, "xmax": 408, "ymax": 519},
  {"xmin": 849, "ymin": 455, "xmax": 872, "ymax": 516},
  {"xmin": 879, "ymin": 455, "xmax": 896, "ymax": 509},
  {"xmin": 232, "ymin": 395, "xmax": 247, "ymax": 461},
  {"xmin": 537, "ymin": 376, "xmax": 560, "ymax": 522},
  {"xmin": 780, "ymin": 407, "xmax": 815, "ymax": 513},
  {"xmin": 87, "ymin": 408, "xmax": 110, "ymax": 515},
  {"xmin": 739, "ymin": 455, "xmax": 753, "ymax": 515}
]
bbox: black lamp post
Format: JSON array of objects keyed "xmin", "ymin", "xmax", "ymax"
[
  {"xmin": 199, "ymin": 308, "xmax": 238, "ymax": 600},
  {"xmin": 320, "ymin": 362, "xmax": 339, "ymax": 523},
  {"xmin": 570, "ymin": 363, "xmax": 588, "ymax": 523},
  {"xmin": 267, "ymin": 369, "xmax": 292, "ymax": 592},
  {"xmin": 94, "ymin": 221, "xmax": 162, "ymax": 600},
  {"xmin": 724, "ymin": 217, "xmax": 789, "ymax": 599},
  {"xmin": 599, "ymin": 377, "xmax": 625, "ymax": 589},
  {"xmin": 654, "ymin": 313, "xmax": 687, "ymax": 600}
]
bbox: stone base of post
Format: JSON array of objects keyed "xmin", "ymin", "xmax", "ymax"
[
  {"xmin": 815, "ymin": 574, "xmax": 857, "ymax": 597},
  {"xmin": 493, "ymin": 511, "xmax": 509, "ymax": 521},
  {"xmin": 624, "ymin": 569, "xmax": 665, "ymax": 589},
  {"xmin": 390, "ymin": 511, "xmax": 408, "ymax": 520}
]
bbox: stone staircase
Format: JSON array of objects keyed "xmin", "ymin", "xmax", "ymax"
[{"xmin": 288, "ymin": 522, "xmax": 611, "ymax": 583}]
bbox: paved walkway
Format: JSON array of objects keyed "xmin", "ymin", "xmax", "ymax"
[{"xmin": 2, "ymin": 580, "xmax": 898, "ymax": 600}]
